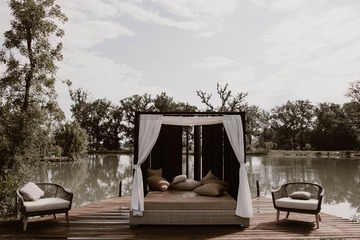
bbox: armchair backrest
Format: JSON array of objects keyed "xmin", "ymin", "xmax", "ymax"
[
  {"xmin": 283, "ymin": 182, "xmax": 324, "ymax": 200},
  {"xmin": 17, "ymin": 182, "xmax": 73, "ymax": 206}
]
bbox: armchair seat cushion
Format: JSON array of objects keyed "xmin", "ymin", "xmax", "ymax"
[
  {"xmin": 24, "ymin": 198, "xmax": 71, "ymax": 212},
  {"xmin": 275, "ymin": 197, "xmax": 318, "ymax": 211}
]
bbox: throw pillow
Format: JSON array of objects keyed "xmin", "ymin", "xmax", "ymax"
[
  {"xmin": 201, "ymin": 170, "xmax": 219, "ymax": 182},
  {"xmin": 171, "ymin": 179, "xmax": 201, "ymax": 191},
  {"xmin": 172, "ymin": 174, "xmax": 187, "ymax": 184},
  {"xmin": 147, "ymin": 175, "xmax": 170, "ymax": 191},
  {"xmin": 19, "ymin": 182, "xmax": 45, "ymax": 201},
  {"xmin": 201, "ymin": 179, "xmax": 230, "ymax": 189},
  {"xmin": 194, "ymin": 183, "xmax": 227, "ymax": 197},
  {"xmin": 147, "ymin": 168, "xmax": 162, "ymax": 177},
  {"xmin": 290, "ymin": 191, "xmax": 311, "ymax": 200}
]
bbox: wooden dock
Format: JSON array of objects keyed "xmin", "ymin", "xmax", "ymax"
[{"xmin": 1, "ymin": 196, "xmax": 360, "ymax": 239}]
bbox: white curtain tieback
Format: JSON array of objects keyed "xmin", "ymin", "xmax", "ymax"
[{"xmin": 133, "ymin": 165, "xmax": 140, "ymax": 169}]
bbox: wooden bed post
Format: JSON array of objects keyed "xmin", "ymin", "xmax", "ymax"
[{"xmin": 194, "ymin": 126, "xmax": 201, "ymax": 180}]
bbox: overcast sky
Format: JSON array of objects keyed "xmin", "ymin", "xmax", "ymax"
[{"xmin": 1, "ymin": 0, "xmax": 359, "ymax": 118}]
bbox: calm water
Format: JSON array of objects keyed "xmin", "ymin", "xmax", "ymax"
[{"xmin": 35, "ymin": 154, "xmax": 360, "ymax": 221}]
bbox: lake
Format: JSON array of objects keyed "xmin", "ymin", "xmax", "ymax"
[{"xmin": 35, "ymin": 154, "xmax": 360, "ymax": 221}]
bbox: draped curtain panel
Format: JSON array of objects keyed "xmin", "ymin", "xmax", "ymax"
[
  {"xmin": 131, "ymin": 115, "xmax": 162, "ymax": 216},
  {"xmin": 223, "ymin": 115, "xmax": 253, "ymax": 218}
]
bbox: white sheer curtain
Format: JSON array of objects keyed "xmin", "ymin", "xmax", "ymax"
[
  {"xmin": 131, "ymin": 115, "xmax": 163, "ymax": 216},
  {"xmin": 223, "ymin": 115, "xmax": 253, "ymax": 218}
]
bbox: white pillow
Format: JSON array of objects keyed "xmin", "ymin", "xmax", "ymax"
[
  {"xmin": 20, "ymin": 182, "xmax": 44, "ymax": 201},
  {"xmin": 172, "ymin": 175, "xmax": 187, "ymax": 184}
]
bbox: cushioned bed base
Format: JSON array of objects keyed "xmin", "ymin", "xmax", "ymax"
[{"xmin": 129, "ymin": 210, "xmax": 249, "ymax": 227}]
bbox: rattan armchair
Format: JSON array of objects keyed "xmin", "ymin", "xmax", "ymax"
[
  {"xmin": 271, "ymin": 182, "xmax": 324, "ymax": 228},
  {"xmin": 17, "ymin": 182, "xmax": 73, "ymax": 231}
]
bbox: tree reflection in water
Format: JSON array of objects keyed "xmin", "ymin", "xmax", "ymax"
[
  {"xmin": 35, "ymin": 154, "xmax": 360, "ymax": 221},
  {"xmin": 248, "ymin": 156, "xmax": 360, "ymax": 221},
  {"xmin": 35, "ymin": 154, "xmax": 133, "ymax": 207}
]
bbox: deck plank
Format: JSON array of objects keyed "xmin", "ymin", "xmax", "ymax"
[{"xmin": 1, "ymin": 196, "xmax": 360, "ymax": 239}]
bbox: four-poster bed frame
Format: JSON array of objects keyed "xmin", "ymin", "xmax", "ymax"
[{"xmin": 129, "ymin": 112, "xmax": 253, "ymax": 226}]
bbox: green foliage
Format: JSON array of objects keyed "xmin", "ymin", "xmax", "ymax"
[
  {"xmin": 0, "ymin": 0, "xmax": 67, "ymax": 218},
  {"xmin": 311, "ymin": 103, "xmax": 358, "ymax": 150},
  {"xmin": 270, "ymin": 100, "xmax": 314, "ymax": 150},
  {"xmin": 69, "ymin": 90, "xmax": 198, "ymax": 150},
  {"xmin": 54, "ymin": 121, "xmax": 88, "ymax": 156},
  {"xmin": 0, "ymin": 170, "xmax": 23, "ymax": 218},
  {"xmin": 70, "ymin": 89, "xmax": 125, "ymax": 150}
]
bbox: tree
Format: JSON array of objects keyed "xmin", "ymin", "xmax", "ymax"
[
  {"xmin": 120, "ymin": 94, "xmax": 154, "ymax": 145},
  {"xmin": 346, "ymin": 80, "xmax": 360, "ymax": 103},
  {"xmin": 270, "ymin": 100, "xmax": 314, "ymax": 150},
  {"xmin": 70, "ymin": 88, "xmax": 91, "ymax": 124},
  {"xmin": 254, "ymin": 109, "xmax": 273, "ymax": 152},
  {"xmin": 54, "ymin": 121, "xmax": 88, "ymax": 157},
  {"xmin": 243, "ymin": 104, "xmax": 261, "ymax": 147},
  {"xmin": 153, "ymin": 92, "xmax": 197, "ymax": 112},
  {"xmin": 345, "ymin": 80, "xmax": 360, "ymax": 142},
  {"xmin": 311, "ymin": 103, "xmax": 358, "ymax": 150},
  {"xmin": 196, "ymin": 83, "xmax": 264, "ymax": 149},
  {"xmin": 1, "ymin": 0, "xmax": 67, "ymax": 113},
  {"xmin": 0, "ymin": 0, "xmax": 67, "ymax": 218},
  {"xmin": 196, "ymin": 83, "xmax": 248, "ymax": 112}
]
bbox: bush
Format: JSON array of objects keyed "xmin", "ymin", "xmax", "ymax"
[
  {"xmin": 304, "ymin": 143, "xmax": 312, "ymax": 150},
  {"xmin": 54, "ymin": 121, "xmax": 88, "ymax": 156}
]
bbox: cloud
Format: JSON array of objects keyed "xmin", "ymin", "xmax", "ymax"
[
  {"xmin": 199, "ymin": 57, "xmax": 242, "ymax": 70},
  {"xmin": 59, "ymin": 49, "xmax": 160, "ymax": 98},
  {"xmin": 60, "ymin": 1, "xmax": 134, "ymax": 49},
  {"xmin": 262, "ymin": 5, "xmax": 360, "ymax": 66},
  {"xmin": 219, "ymin": 67, "xmax": 256, "ymax": 87},
  {"xmin": 249, "ymin": 0, "xmax": 311, "ymax": 12},
  {"xmin": 63, "ymin": 20, "xmax": 133, "ymax": 49},
  {"xmin": 62, "ymin": 0, "xmax": 119, "ymax": 19},
  {"xmin": 114, "ymin": 0, "xmax": 236, "ymax": 32},
  {"xmin": 57, "ymin": 49, "xmax": 161, "ymax": 117},
  {"xmin": 153, "ymin": 0, "xmax": 237, "ymax": 18}
]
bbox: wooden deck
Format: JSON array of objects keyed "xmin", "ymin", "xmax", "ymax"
[{"xmin": 1, "ymin": 196, "xmax": 360, "ymax": 239}]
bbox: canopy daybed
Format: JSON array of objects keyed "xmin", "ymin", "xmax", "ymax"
[{"xmin": 130, "ymin": 112, "xmax": 253, "ymax": 227}]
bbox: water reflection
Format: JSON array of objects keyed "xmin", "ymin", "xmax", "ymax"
[
  {"xmin": 35, "ymin": 154, "xmax": 360, "ymax": 220},
  {"xmin": 36, "ymin": 154, "xmax": 133, "ymax": 207},
  {"xmin": 247, "ymin": 156, "xmax": 360, "ymax": 220}
]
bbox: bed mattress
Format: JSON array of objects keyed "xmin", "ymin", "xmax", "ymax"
[{"xmin": 144, "ymin": 189, "xmax": 237, "ymax": 210}]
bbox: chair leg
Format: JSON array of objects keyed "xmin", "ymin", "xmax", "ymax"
[
  {"xmin": 276, "ymin": 210, "xmax": 280, "ymax": 224},
  {"xmin": 23, "ymin": 216, "xmax": 28, "ymax": 232},
  {"xmin": 53, "ymin": 214, "xmax": 57, "ymax": 219},
  {"xmin": 315, "ymin": 213, "xmax": 320, "ymax": 229},
  {"xmin": 65, "ymin": 211, "xmax": 69, "ymax": 225},
  {"xmin": 286, "ymin": 212, "xmax": 290, "ymax": 219}
]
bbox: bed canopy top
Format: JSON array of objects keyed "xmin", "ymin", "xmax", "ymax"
[{"xmin": 131, "ymin": 112, "xmax": 253, "ymax": 219}]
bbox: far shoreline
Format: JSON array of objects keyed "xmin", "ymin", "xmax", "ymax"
[
  {"xmin": 265, "ymin": 149, "xmax": 360, "ymax": 159},
  {"xmin": 41, "ymin": 149, "xmax": 360, "ymax": 162}
]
